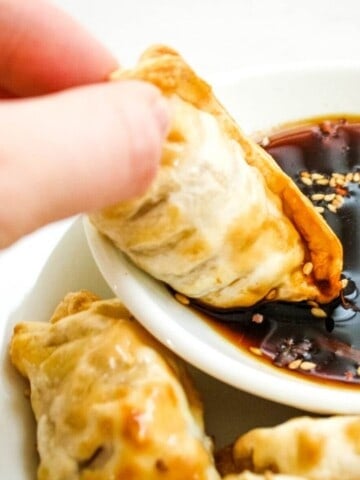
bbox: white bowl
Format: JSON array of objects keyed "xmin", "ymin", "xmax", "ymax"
[{"xmin": 84, "ymin": 61, "xmax": 360, "ymax": 414}]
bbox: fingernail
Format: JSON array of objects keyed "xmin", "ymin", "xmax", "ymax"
[{"xmin": 152, "ymin": 95, "xmax": 170, "ymax": 137}]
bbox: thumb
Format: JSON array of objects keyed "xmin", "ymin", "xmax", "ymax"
[{"xmin": 0, "ymin": 80, "xmax": 169, "ymax": 247}]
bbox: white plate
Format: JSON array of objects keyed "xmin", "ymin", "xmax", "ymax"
[
  {"xmin": 0, "ymin": 218, "xmax": 306, "ymax": 479},
  {"xmin": 84, "ymin": 63, "xmax": 360, "ymax": 415}
]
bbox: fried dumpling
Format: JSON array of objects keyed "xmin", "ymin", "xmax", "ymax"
[
  {"xmin": 90, "ymin": 46, "xmax": 342, "ymax": 309},
  {"xmin": 220, "ymin": 415, "xmax": 360, "ymax": 480},
  {"xmin": 10, "ymin": 291, "xmax": 220, "ymax": 480}
]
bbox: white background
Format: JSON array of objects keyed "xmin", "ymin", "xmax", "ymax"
[{"xmin": 2, "ymin": 0, "xmax": 360, "ymax": 393}]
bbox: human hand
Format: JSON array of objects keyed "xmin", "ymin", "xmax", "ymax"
[{"xmin": 0, "ymin": 0, "xmax": 169, "ymax": 248}]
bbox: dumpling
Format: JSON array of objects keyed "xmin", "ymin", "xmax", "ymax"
[
  {"xmin": 89, "ymin": 45, "xmax": 343, "ymax": 309},
  {"xmin": 10, "ymin": 290, "xmax": 220, "ymax": 480},
  {"xmin": 218, "ymin": 415, "xmax": 360, "ymax": 480}
]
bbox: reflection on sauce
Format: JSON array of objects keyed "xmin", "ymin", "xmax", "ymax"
[{"xmin": 192, "ymin": 117, "xmax": 360, "ymax": 387}]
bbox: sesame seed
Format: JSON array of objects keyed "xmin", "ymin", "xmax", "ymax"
[
  {"xmin": 307, "ymin": 300, "xmax": 319, "ymax": 307},
  {"xmin": 335, "ymin": 193, "xmax": 345, "ymax": 201},
  {"xmin": 327, "ymin": 204, "xmax": 337, "ymax": 213},
  {"xmin": 324, "ymin": 193, "xmax": 335, "ymax": 202},
  {"xmin": 174, "ymin": 293, "xmax": 190, "ymax": 305},
  {"xmin": 329, "ymin": 178, "xmax": 337, "ymax": 187},
  {"xmin": 252, "ymin": 313, "xmax": 264, "ymax": 324},
  {"xmin": 311, "ymin": 307, "xmax": 327, "ymax": 318},
  {"xmin": 311, "ymin": 193, "xmax": 325, "ymax": 201},
  {"xmin": 300, "ymin": 361, "xmax": 316, "ymax": 371},
  {"xmin": 332, "ymin": 198, "xmax": 343, "ymax": 208},
  {"xmin": 335, "ymin": 178, "xmax": 346, "ymax": 186},
  {"xmin": 249, "ymin": 346, "xmax": 262, "ymax": 356},
  {"xmin": 302, "ymin": 262, "xmax": 313, "ymax": 276},
  {"xmin": 300, "ymin": 171, "xmax": 311, "ymax": 178},
  {"xmin": 316, "ymin": 178, "xmax": 329, "ymax": 185},
  {"xmin": 288, "ymin": 359, "xmax": 303, "ymax": 370},
  {"xmin": 341, "ymin": 278, "xmax": 349, "ymax": 289},
  {"xmin": 315, "ymin": 206, "xmax": 325, "ymax": 214},
  {"xmin": 353, "ymin": 172, "xmax": 360, "ymax": 182},
  {"xmin": 301, "ymin": 177, "xmax": 313, "ymax": 186},
  {"xmin": 311, "ymin": 173, "xmax": 324, "ymax": 180},
  {"xmin": 261, "ymin": 136, "xmax": 270, "ymax": 147},
  {"xmin": 265, "ymin": 289, "xmax": 277, "ymax": 301},
  {"xmin": 346, "ymin": 173, "xmax": 354, "ymax": 183},
  {"xmin": 356, "ymin": 366, "xmax": 360, "ymax": 376}
]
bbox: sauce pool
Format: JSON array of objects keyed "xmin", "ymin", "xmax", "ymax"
[{"xmin": 191, "ymin": 117, "xmax": 360, "ymax": 387}]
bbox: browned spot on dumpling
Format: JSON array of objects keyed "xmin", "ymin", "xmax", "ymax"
[
  {"xmin": 179, "ymin": 236, "xmax": 210, "ymax": 260},
  {"xmin": 345, "ymin": 418, "xmax": 360, "ymax": 454},
  {"xmin": 155, "ymin": 458, "xmax": 169, "ymax": 472},
  {"xmin": 294, "ymin": 430, "xmax": 324, "ymax": 473},
  {"xmin": 50, "ymin": 290, "xmax": 100, "ymax": 323},
  {"xmin": 125, "ymin": 204, "xmax": 183, "ymax": 248},
  {"xmin": 168, "ymin": 128, "xmax": 185, "ymax": 143},
  {"xmin": 122, "ymin": 406, "xmax": 150, "ymax": 447},
  {"xmin": 162, "ymin": 144, "xmax": 180, "ymax": 167}
]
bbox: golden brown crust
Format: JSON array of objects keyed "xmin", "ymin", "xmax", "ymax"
[
  {"xmin": 219, "ymin": 415, "xmax": 360, "ymax": 480},
  {"xmin": 10, "ymin": 291, "xmax": 219, "ymax": 480},
  {"xmin": 49, "ymin": 289, "xmax": 101, "ymax": 323},
  {"xmin": 112, "ymin": 45, "xmax": 342, "ymax": 303}
]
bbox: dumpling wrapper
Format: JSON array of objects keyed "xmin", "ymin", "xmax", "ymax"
[
  {"xmin": 90, "ymin": 45, "xmax": 343, "ymax": 309},
  {"xmin": 219, "ymin": 415, "xmax": 360, "ymax": 480},
  {"xmin": 10, "ymin": 291, "xmax": 220, "ymax": 480}
]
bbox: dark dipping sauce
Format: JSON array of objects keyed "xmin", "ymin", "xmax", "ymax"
[{"xmin": 192, "ymin": 117, "xmax": 360, "ymax": 388}]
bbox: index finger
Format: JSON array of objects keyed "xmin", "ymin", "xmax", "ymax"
[{"xmin": 0, "ymin": 0, "xmax": 119, "ymax": 96}]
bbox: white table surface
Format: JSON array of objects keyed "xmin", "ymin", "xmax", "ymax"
[{"xmin": 2, "ymin": 0, "xmax": 360, "ymax": 371}]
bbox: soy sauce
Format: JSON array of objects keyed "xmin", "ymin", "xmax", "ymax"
[{"xmin": 194, "ymin": 117, "xmax": 360, "ymax": 387}]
